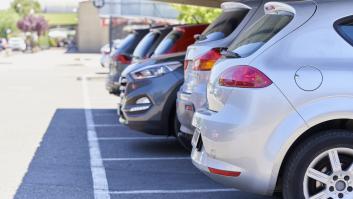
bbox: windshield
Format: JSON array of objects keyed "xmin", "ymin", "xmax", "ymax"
[
  {"xmin": 153, "ymin": 30, "xmax": 183, "ymax": 56},
  {"xmin": 228, "ymin": 13, "xmax": 294, "ymax": 58},
  {"xmin": 133, "ymin": 32, "xmax": 159, "ymax": 59},
  {"xmin": 199, "ymin": 9, "xmax": 249, "ymax": 42}
]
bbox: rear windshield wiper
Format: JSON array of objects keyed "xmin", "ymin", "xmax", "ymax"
[{"xmin": 221, "ymin": 50, "xmax": 242, "ymax": 58}]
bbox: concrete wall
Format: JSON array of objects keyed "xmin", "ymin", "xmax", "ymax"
[{"xmin": 77, "ymin": 1, "xmax": 108, "ymax": 53}]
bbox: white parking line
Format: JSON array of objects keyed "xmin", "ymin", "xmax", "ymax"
[
  {"xmin": 102, "ymin": 157, "xmax": 191, "ymax": 161},
  {"xmin": 90, "ymin": 137, "xmax": 176, "ymax": 141},
  {"xmin": 93, "ymin": 113, "xmax": 117, "ymax": 117},
  {"xmin": 108, "ymin": 189, "xmax": 237, "ymax": 195},
  {"xmin": 89, "ymin": 124, "xmax": 122, "ymax": 128},
  {"xmin": 82, "ymin": 77, "xmax": 110, "ymax": 199}
]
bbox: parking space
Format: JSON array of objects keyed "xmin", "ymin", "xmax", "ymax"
[
  {"xmin": 14, "ymin": 78, "xmax": 277, "ymax": 199},
  {"xmin": 83, "ymin": 78, "xmax": 277, "ymax": 199},
  {"xmin": 8, "ymin": 51, "xmax": 277, "ymax": 199},
  {"xmin": 14, "ymin": 108, "xmax": 276, "ymax": 199}
]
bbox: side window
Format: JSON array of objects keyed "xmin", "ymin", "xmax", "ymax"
[
  {"xmin": 199, "ymin": 9, "xmax": 249, "ymax": 42},
  {"xmin": 335, "ymin": 16, "xmax": 353, "ymax": 46},
  {"xmin": 228, "ymin": 13, "xmax": 293, "ymax": 58}
]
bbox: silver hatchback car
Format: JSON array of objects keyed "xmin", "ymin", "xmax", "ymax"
[
  {"xmin": 177, "ymin": 0, "xmax": 264, "ymax": 148},
  {"xmin": 191, "ymin": 1, "xmax": 353, "ymax": 199}
]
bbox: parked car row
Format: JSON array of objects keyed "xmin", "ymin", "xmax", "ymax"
[
  {"xmin": 101, "ymin": 0, "xmax": 353, "ymax": 198},
  {"xmin": 0, "ymin": 37, "xmax": 27, "ymax": 52}
]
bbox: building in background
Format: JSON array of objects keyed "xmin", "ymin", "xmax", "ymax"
[
  {"xmin": 40, "ymin": 0, "xmax": 78, "ymax": 13},
  {"xmin": 77, "ymin": 1, "xmax": 108, "ymax": 53},
  {"xmin": 77, "ymin": 0, "xmax": 179, "ymax": 53},
  {"xmin": 98, "ymin": 0, "xmax": 178, "ymax": 19}
]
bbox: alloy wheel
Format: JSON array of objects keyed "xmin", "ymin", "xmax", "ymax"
[{"xmin": 303, "ymin": 148, "xmax": 353, "ymax": 199}]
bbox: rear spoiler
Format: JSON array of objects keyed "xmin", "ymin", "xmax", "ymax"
[
  {"xmin": 264, "ymin": 2, "xmax": 296, "ymax": 15},
  {"xmin": 221, "ymin": 2, "xmax": 251, "ymax": 12}
]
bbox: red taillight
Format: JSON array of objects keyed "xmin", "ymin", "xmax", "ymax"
[
  {"xmin": 192, "ymin": 48, "xmax": 222, "ymax": 71},
  {"xmin": 208, "ymin": 167, "xmax": 241, "ymax": 177},
  {"xmin": 116, "ymin": 54, "xmax": 131, "ymax": 64},
  {"xmin": 219, "ymin": 65, "xmax": 272, "ymax": 88}
]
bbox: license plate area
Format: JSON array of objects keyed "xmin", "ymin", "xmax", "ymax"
[{"xmin": 192, "ymin": 129, "xmax": 203, "ymax": 151}]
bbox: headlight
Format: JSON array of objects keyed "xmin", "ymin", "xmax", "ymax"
[{"xmin": 131, "ymin": 61, "xmax": 182, "ymax": 80}]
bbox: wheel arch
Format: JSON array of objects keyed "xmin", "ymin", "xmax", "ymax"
[{"xmin": 275, "ymin": 118, "xmax": 353, "ymax": 192}]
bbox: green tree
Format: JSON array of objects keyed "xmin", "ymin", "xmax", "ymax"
[
  {"xmin": 0, "ymin": 10, "xmax": 19, "ymax": 38},
  {"xmin": 172, "ymin": 4, "xmax": 221, "ymax": 24},
  {"xmin": 11, "ymin": 0, "xmax": 41, "ymax": 17}
]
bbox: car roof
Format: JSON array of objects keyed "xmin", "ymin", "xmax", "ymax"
[
  {"xmin": 173, "ymin": 24, "xmax": 209, "ymax": 31},
  {"xmin": 158, "ymin": 0, "xmax": 261, "ymax": 8}
]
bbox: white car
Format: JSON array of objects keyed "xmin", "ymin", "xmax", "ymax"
[
  {"xmin": 100, "ymin": 39, "xmax": 122, "ymax": 68},
  {"xmin": 8, "ymin": 37, "xmax": 26, "ymax": 51}
]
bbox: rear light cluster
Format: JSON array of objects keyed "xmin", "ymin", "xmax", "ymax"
[
  {"xmin": 219, "ymin": 65, "xmax": 272, "ymax": 88},
  {"xmin": 192, "ymin": 48, "xmax": 222, "ymax": 71},
  {"xmin": 116, "ymin": 54, "xmax": 132, "ymax": 64},
  {"xmin": 208, "ymin": 167, "xmax": 241, "ymax": 177}
]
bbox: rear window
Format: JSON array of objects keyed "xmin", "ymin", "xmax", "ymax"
[
  {"xmin": 153, "ymin": 31, "xmax": 183, "ymax": 56},
  {"xmin": 199, "ymin": 9, "xmax": 249, "ymax": 42},
  {"xmin": 118, "ymin": 33, "xmax": 137, "ymax": 51},
  {"xmin": 133, "ymin": 32, "xmax": 159, "ymax": 58},
  {"xmin": 228, "ymin": 13, "xmax": 294, "ymax": 57},
  {"xmin": 335, "ymin": 17, "xmax": 353, "ymax": 46}
]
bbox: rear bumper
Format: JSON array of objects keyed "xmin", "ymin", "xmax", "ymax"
[
  {"xmin": 176, "ymin": 91, "xmax": 195, "ymax": 135},
  {"xmin": 191, "ymin": 108, "xmax": 273, "ymax": 196},
  {"xmin": 176, "ymin": 83, "xmax": 208, "ymax": 135},
  {"xmin": 191, "ymin": 147, "xmax": 251, "ymax": 192},
  {"xmin": 190, "ymin": 84, "xmax": 306, "ymax": 196}
]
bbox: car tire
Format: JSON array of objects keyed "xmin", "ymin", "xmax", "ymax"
[{"xmin": 282, "ymin": 130, "xmax": 353, "ymax": 199}]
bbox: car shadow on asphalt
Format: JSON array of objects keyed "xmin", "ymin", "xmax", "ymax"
[{"xmin": 14, "ymin": 109, "xmax": 280, "ymax": 199}]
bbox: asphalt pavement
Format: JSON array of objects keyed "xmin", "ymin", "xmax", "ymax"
[{"xmin": 0, "ymin": 50, "xmax": 278, "ymax": 199}]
